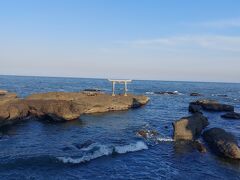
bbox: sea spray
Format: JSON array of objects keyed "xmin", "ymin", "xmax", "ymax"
[
  {"xmin": 157, "ymin": 137, "xmax": 174, "ymax": 142},
  {"xmin": 114, "ymin": 141, "xmax": 148, "ymax": 154},
  {"xmin": 57, "ymin": 141, "xmax": 148, "ymax": 164}
]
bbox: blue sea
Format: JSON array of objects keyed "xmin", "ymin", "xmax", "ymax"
[{"xmin": 0, "ymin": 75, "xmax": 240, "ymax": 180}]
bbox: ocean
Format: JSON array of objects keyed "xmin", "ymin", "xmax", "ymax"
[{"xmin": 0, "ymin": 75, "xmax": 240, "ymax": 179}]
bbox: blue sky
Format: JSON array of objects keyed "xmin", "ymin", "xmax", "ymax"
[{"xmin": 0, "ymin": 0, "xmax": 240, "ymax": 82}]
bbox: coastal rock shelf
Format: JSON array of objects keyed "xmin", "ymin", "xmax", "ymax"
[{"xmin": 0, "ymin": 91, "xmax": 149, "ymax": 127}]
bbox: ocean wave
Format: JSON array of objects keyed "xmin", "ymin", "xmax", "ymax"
[{"xmin": 57, "ymin": 141, "xmax": 148, "ymax": 164}]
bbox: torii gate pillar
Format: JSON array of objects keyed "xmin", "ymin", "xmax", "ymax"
[{"xmin": 108, "ymin": 79, "xmax": 132, "ymax": 96}]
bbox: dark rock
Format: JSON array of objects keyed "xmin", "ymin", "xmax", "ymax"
[
  {"xmin": 172, "ymin": 113, "xmax": 209, "ymax": 140},
  {"xmin": 221, "ymin": 112, "xmax": 240, "ymax": 119},
  {"xmin": 83, "ymin": 89, "xmax": 101, "ymax": 92},
  {"xmin": 217, "ymin": 94, "xmax": 228, "ymax": 97},
  {"xmin": 189, "ymin": 99, "xmax": 234, "ymax": 112},
  {"xmin": 189, "ymin": 103, "xmax": 202, "ymax": 113},
  {"xmin": 154, "ymin": 91, "xmax": 179, "ymax": 95},
  {"xmin": 190, "ymin": 93, "xmax": 202, "ymax": 97},
  {"xmin": 75, "ymin": 140, "xmax": 95, "ymax": 149},
  {"xmin": 137, "ymin": 129, "xmax": 159, "ymax": 139},
  {"xmin": 203, "ymin": 128, "xmax": 240, "ymax": 159},
  {"xmin": 193, "ymin": 140, "xmax": 207, "ymax": 153}
]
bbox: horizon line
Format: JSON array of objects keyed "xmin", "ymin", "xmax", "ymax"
[{"xmin": 0, "ymin": 74, "xmax": 239, "ymax": 84}]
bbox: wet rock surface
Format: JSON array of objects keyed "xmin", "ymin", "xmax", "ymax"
[
  {"xmin": 221, "ymin": 112, "xmax": 240, "ymax": 120},
  {"xmin": 172, "ymin": 113, "xmax": 209, "ymax": 141},
  {"xmin": 203, "ymin": 128, "xmax": 240, "ymax": 159},
  {"xmin": 189, "ymin": 99, "xmax": 234, "ymax": 112}
]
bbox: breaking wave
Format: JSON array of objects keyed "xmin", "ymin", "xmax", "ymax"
[
  {"xmin": 146, "ymin": 91, "xmax": 183, "ymax": 95},
  {"xmin": 57, "ymin": 141, "xmax": 148, "ymax": 164},
  {"xmin": 157, "ymin": 137, "xmax": 174, "ymax": 142}
]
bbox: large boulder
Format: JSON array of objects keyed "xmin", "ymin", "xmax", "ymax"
[
  {"xmin": 172, "ymin": 113, "xmax": 209, "ymax": 140},
  {"xmin": 221, "ymin": 112, "xmax": 240, "ymax": 120},
  {"xmin": 203, "ymin": 128, "xmax": 240, "ymax": 159},
  {"xmin": 189, "ymin": 99, "xmax": 234, "ymax": 112}
]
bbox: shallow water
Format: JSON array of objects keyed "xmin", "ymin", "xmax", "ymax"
[{"xmin": 0, "ymin": 75, "xmax": 240, "ymax": 179}]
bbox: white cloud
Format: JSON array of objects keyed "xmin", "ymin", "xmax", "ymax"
[{"xmin": 198, "ymin": 18, "xmax": 240, "ymax": 28}]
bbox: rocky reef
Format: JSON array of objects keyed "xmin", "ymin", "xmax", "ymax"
[
  {"xmin": 0, "ymin": 91, "xmax": 149, "ymax": 127},
  {"xmin": 172, "ymin": 113, "xmax": 209, "ymax": 141},
  {"xmin": 203, "ymin": 128, "xmax": 240, "ymax": 159},
  {"xmin": 189, "ymin": 99, "xmax": 234, "ymax": 113},
  {"xmin": 221, "ymin": 112, "xmax": 240, "ymax": 120}
]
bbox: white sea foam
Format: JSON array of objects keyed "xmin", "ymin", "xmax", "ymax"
[
  {"xmin": 114, "ymin": 141, "xmax": 148, "ymax": 154},
  {"xmin": 57, "ymin": 141, "xmax": 148, "ymax": 164},
  {"xmin": 145, "ymin": 92, "xmax": 154, "ymax": 95},
  {"xmin": 157, "ymin": 137, "xmax": 174, "ymax": 142}
]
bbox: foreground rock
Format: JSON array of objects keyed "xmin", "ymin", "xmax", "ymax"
[
  {"xmin": 189, "ymin": 99, "xmax": 234, "ymax": 113},
  {"xmin": 203, "ymin": 128, "xmax": 240, "ymax": 159},
  {"xmin": 0, "ymin": 91, "xmax": 149, "ymax": 126},
  {"xmin": 172, "ymin": 113, "xmax": 209, "ymax": 140},
  {"xmin": 221, "ymin": 112, "xmax": 240, "ymax": 120}
]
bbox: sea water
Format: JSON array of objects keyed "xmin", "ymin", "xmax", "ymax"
[{"xmin": 0, "ymin": 75, "xmax": 240, "ymax": 179}]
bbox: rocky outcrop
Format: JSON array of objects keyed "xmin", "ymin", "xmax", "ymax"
[
  {"xmin": 221, "ymin": 112, "xmax": 240, "ymax": 120},
  {"xmin": 154, "ymin": 91, "xmax": 180, "ymax": 95},
  {"xmin": 172, "ymin": 113, "xmax": 209, "ymax": 140},
  {"xmin": 83, "ymin": 88, "xmax": 101, "ymax": 92},
  {"xmin": 136, "ymin": 129, "xmax": 159, "ymax": 139},
  {"xmin": 0, "ymin": 90, "xmax": 8, "ymax": 95},
  {"xmin": 203, "ymin": 128, "xmax": 240, "ymax": 159},
  {"xmin": 0, "ymin": 91, "xmax": 149, "ymax": 126},
  {"xmin": 189, "ymin": 103, "xmax": 202, "ymax": 113},
  {"xmin": 189, "ymin": 99, "xmax": 234, "ymax": 112},
  {"xmin": 190, "ymin": 93, "xmax": 202, "ymax": 97}
]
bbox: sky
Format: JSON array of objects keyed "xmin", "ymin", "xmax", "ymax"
[{"xmin": 0, "ymin": 0, "xmax": 240, "ymax": 82}]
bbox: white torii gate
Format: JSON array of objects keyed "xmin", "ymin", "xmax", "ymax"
[{"xmin": 108, "ymin": 79, "xmax": 132, "ymax": 96}]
